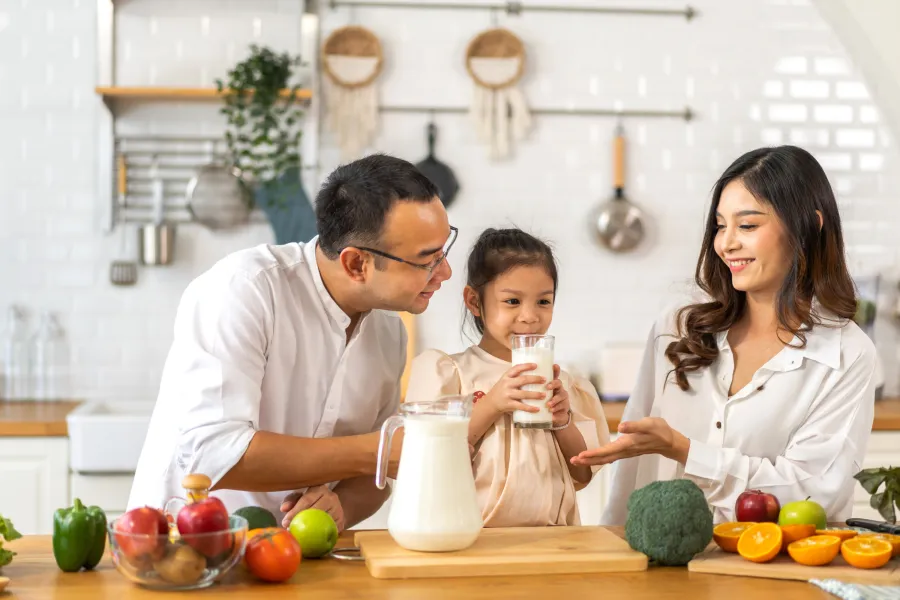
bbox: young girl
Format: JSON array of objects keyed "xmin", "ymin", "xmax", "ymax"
[{"xmin": 405, "ymin": 228, "xmax": 610, "ymax": 527}]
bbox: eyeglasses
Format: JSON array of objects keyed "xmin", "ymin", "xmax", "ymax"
[{"xmin": 345, "ymin": 226, "xmax": 458, "ymax": 276}]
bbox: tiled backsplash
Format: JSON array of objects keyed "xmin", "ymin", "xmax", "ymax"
[{"xmin": 1, "ymin": 0, "xmax": 899, "ymax": 401}]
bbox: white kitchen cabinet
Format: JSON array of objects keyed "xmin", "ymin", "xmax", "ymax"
[
  {"xmin": 0, "ymin": 437, "xmax": 69, "ymax": 535},
  {"xmin": 69, "ymin": 473, "xmax": 134, "ymax": 523}
]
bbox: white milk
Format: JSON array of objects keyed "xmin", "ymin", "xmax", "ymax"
[
  {"xmin": 387, "ymin": 415, "xmax": 483, "ymax": 552},
  {"xmin": 510, "ymin": 346, "xmax": 554, "ymax": 427}
]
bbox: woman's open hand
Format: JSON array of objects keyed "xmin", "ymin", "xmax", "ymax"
[{"xmin": 570, "ymin": 417, "xmax": 690, "ymax": 466}]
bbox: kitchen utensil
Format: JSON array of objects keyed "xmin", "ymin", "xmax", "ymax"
[
  {"xmin": 138, "ymin": 157, "xmax": 176, "ymax": 266},
  {"xmin": 592, "ymin": 124, "xmax": 646, "ymax": 252},
  {"xmin": 345, "ymin": 526, "xmax": 648, "ymax": 579},
  {"xmin": 109, "ymin": 155, "xmax": 138, "ymax": 286},
  {"xmin": 847, "ymin": 518, "xmax": 900, "ymax": 534},
  {"xmin": 185, "ymin": 142, "xmax": 252, "ymax": 230},
  {"xmin": 688, "ymin": 545, "xmax": 899, "ymax": 585},
  {"xmin": 415, "ymin": 121, "xmax": 459, "ymax": 207},
  {"xmin": 374, "ymin": 396, "xmax": 482, "ymax": 552}
]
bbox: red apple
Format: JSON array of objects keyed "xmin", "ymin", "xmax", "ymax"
[
  {"xmin": 176, "ymin": 496, "xmax": 231, "ymax": 558},
  {"xmin": 114, "ymin": 506, "xmax": 168, "ymax": 568},
  {"xmin": 735, "ymin": 489, "xmax": 781, "ymax": 523}
]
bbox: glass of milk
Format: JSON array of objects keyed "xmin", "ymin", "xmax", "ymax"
[{"xmin": 510, "ymin": 334, "xmax": 555, "ymax": 429}]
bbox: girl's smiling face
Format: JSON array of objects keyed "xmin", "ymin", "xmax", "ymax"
[{"xmin": 465, "ymin": 265, "xmax": 555, "ymax": 359}]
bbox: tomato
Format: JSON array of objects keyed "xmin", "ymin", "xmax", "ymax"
[
  {"xmin": 244, "ymin": 528, "xmax": 302, "ymax": 583},
  {"xmin": 114, "ymin": 507, "xmax": 168, "ymax": 568}
]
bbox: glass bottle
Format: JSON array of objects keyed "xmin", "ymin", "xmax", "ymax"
[
  {"xmin": 1, "ymin": 306, "xmax": 30, "ymax": 401},
  {"xmin": 31, "ymin": 311, "xmax": 69, "ymax": 401}
]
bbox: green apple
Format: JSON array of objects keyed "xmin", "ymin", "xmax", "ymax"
[
  {"xmin": 288, "ymin": 508, "xmax": 339, "ymax": 558},
  {"xmin": 777, "ymin": 498, "xmax": 827, "ymax": 530}
]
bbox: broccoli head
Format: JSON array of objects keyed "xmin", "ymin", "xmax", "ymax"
[{"xmin": 624, "ymin": 478, "xmax": 713, "ymax": 566}]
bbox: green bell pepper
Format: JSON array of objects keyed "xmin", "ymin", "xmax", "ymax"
[{"xmin": 52, "ymin": 498, "xmax": 107, "ymax": 572}]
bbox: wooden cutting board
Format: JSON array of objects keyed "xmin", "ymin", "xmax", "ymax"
[
  {"xmin": 353, "ymin": 526, "xmax": 648, "ymax": 579},
  {"xmin": 688, "ymin": 547, "xmax": 900, "ymax": 585}
]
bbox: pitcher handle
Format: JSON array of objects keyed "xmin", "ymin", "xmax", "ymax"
[{"xmin": 375, "ymin": 415, "xmax": 403, "ymax": 490}]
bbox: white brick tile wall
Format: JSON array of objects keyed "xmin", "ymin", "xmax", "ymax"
[{"xmin": 1, "ymin": 0, "xmax": 899, "ymax": 403}]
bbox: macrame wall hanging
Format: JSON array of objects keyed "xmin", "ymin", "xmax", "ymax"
[
  {"xmin": 465, "ymin": 27, "xmax": 532, "ymax": 160},
  {"xmin": 321, "ymin": 25, "xmax": 384, "ymax": 161}
]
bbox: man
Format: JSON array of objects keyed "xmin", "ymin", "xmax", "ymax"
[{"xmin": 128, "ymin": 154, "xmax": 455, "ymax": 531}]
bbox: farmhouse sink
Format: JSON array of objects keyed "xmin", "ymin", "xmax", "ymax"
[{"xmin": 67, "ymin": 401, "xmax": 155, "ymax": 473}]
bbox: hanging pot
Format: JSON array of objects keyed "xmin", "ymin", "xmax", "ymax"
[
  {"xmin": 592, "ymin": 124, "xmax": 645, "ymax": 253},
  {"xmin": 415, "ymin": 120, "xmax": 460, "ymax": 208}
]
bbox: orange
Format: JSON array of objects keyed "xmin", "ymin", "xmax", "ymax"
[
  {"xmin": 857, "ymin": 533, "xmax": 900, "ymax": 558},
  {"xmin": 815, "ymin": 529, "xmax": 858, "ymax": 542},
  {"xmin": 840, "ymin": 536, "xmax": 893, "ymax": 569},
  {"xmin": 737, "ymin": 522, "xmax": 783, "ymax": 564},
  {"xmin": 786, "ymin": 535, "xmax": 841, "ymax": 566},
  {"xmin": 713, "ymin": 522, "xmax": 756, "ymax": 553},
  {"xmin": 780, "ymin": 524, "xmax": 816, "ymax": 553}
]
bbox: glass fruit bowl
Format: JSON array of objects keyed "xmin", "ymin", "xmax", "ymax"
[{"xmin": 107, "ymin": 515, "xmax": 248, "ymax": 591}]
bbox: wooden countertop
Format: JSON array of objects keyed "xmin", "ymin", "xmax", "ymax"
[
  {"xmin": 602, "ymin": 397, "xmax": 900, "ymax": 433},
  {"xmin": 1, "ymin": 398, "xmax": 898, "ymax": 438},
  {"xmin": 0, "ymin": 401, "xmax": 82, "ymax": 437},
  {"xmin": 0, "ymin": 530, "xmax": 832, "ymax": 600}
]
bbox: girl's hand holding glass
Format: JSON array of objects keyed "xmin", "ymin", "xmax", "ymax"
[{"xmin": 480, "ymin": 363, "xmax": 546, "ymax": 417}]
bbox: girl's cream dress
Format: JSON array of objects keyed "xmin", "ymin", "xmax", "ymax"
[{"xmin": 406, "ymin": 346, "xmax": 611, "ymax": 527}]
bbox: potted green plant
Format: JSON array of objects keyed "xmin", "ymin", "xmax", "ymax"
[
  {"xmin": 854, "ymin": 466, "xmax": 900, "ymax": 523},
  {"xmin": 215, "ymin": 44, "xmax": 306, "ymax": 205}
]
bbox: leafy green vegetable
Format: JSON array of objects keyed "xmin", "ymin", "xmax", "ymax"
[
  {"xmin": 0, "ymin": 515, "xmax": 22, "ymax": 542},
  {"xmin": 854, "ymin": 466, "xmax": 900, "ymax": 523},
  {"xmin": 0, "ymin": 513, "xmax": 22, "ymax": 568},
  {"xmin": 0, "ymin": 547, "xmax": 13, "ymax": 568}
]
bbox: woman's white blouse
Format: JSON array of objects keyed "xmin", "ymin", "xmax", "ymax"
[{"xmin": 600, "ymin": 308, "xmax": 877, "ymax": 525}]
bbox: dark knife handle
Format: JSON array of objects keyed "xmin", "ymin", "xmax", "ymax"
[{"xmin": 845, "ymin": 518, "xmax": 900, "ymax": 534}]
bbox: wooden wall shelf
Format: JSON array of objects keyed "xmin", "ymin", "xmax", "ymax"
[{"xmin": 95, "ymin": 86, "xmax": 313, "ymax": 101}]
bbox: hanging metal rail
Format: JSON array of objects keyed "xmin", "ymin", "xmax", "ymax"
[
  {"xmin": 328, "ymin": 1, "xmax": 696, "ymax": 20},
  {"xmin": 380, "ymin": 105, "xmax": 694, "ymax": 121}
]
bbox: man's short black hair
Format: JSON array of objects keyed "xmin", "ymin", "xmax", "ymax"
[{"xmin": 315, "ymin": 153, "xmax": 440, "ymax": 259}]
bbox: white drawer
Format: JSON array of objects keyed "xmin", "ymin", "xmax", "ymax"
[{"xmin": 70, "ymin": 473, "xmax": 134, "ymax": 513}]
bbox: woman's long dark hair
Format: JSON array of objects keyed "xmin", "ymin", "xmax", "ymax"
[{"xmin": 665, "ymin": 145, "xmax": 857, "ymax": 391}]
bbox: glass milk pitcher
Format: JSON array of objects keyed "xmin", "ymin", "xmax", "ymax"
[{"xmin": 376, "ymin": 396, "xmax": 483, "ymax": 552}]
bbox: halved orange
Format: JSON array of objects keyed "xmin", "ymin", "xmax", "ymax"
[
  {"xmin": 786, "ymin": 535, "xmax": 841, "ymax": 566},
  {"xmin": 713, "ymin": 522, "xmax": 756, "ymax": 553},
  {"xmin": 780, "ymin": 524, "xmax": 816, "ymax": 553},
  {"xmin": 840, "ymin": 536, "xmax": 893, "ymax": 569},
  {"xmin": 857, "ymin": 533, "xmax": 900, "ymax": 558},
  {"xmin": 737, "ymin": 522, "xmax": 783, "ymax": 563},
  {"xmin": 815, "ymin": 529, "xmax": 857, "ymax": 542}
]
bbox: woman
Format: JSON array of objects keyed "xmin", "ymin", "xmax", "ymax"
[{"xmin": 573, "ymin": 145, "xmax": 877, "ymax": 525}]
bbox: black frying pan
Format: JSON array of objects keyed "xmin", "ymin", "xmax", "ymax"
[{"xmin": 415, "ymin": 121, "xmax": 460, "ymax": 208}]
